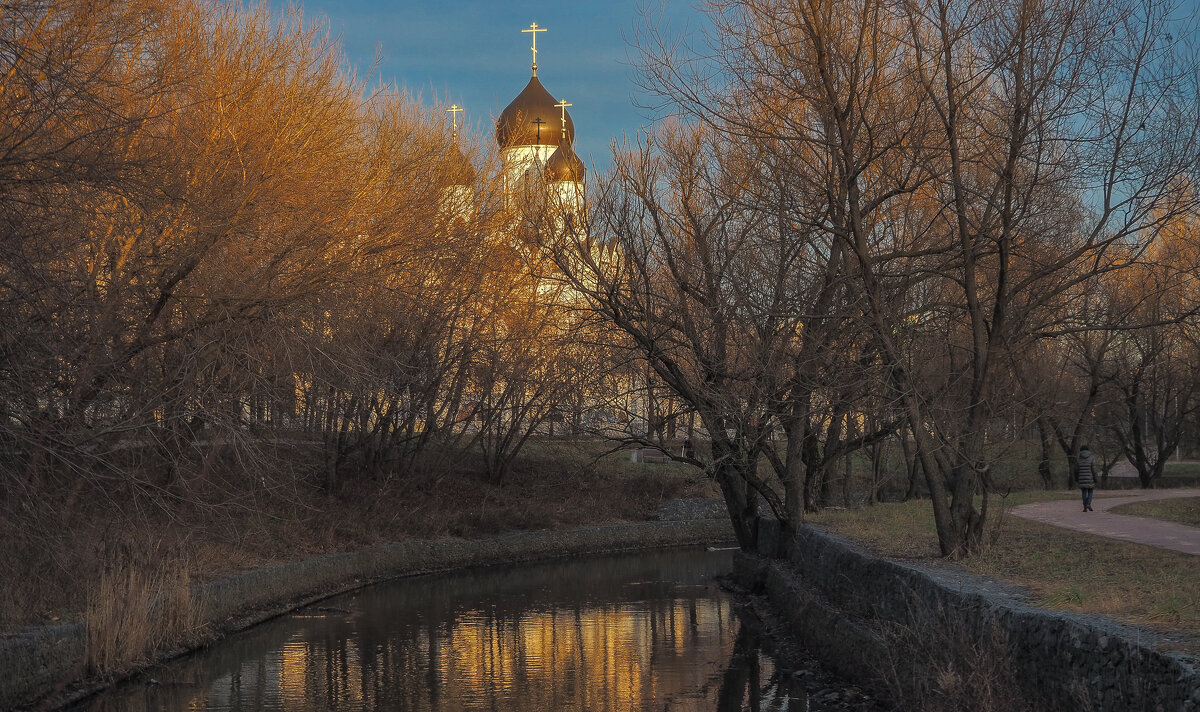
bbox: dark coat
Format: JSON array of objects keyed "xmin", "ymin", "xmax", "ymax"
[{"xmin": 1076, "ymin": 449, "xmax": 1097, "ymax": 489}]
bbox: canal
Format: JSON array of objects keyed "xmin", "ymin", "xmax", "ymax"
[{"xmin": 83, "ymin": 548, "xmax": 878, "ymax": 711}]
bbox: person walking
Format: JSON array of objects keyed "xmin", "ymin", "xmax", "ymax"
[{"xmin": 1076, "ymin": 445, "xmax": 1097, "ymax": 512}]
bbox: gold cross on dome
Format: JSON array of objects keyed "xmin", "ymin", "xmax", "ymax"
[
  {"xmin": 446, "ymin": 104, "xmax": 464, "ymax": 131},
  {"xmin": 522, "ymin": 22, "xmax": 547, "ymax": 73},
  {"xmin": 554, "ymin": 99, "xmax": 572, "ymax": 134}
]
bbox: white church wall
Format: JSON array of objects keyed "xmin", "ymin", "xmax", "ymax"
[{"xmin": 501, "ymin": 144, "xmax": 556, "ymax": 206}]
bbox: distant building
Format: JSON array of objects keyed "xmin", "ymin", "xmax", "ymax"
[{"xmin": 495, "ymin": 23, "xmax": 586, "ymax": 226}]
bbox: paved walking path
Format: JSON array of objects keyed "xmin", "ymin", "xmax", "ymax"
[{"xmin": 1009, "ymin": 488, "xmax": 1200, "ymax": 556}]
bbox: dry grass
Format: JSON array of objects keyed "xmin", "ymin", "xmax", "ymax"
[
  {"xmin": 0, "ymin": 440, "xmax": 716, "ymax": 629},
  {"xmin": 810, "ymin": 493, "xmax": 1200, "ymax": 645},
  {"xmin": 84, "ymin": 542, "xmax": 203, "ymax": 675},
  {"xmin": 874, "ymin": 594, "xmax": 1043, "ymax": 712},
  {"xmin": 1109, "ymin": 496, "xmax": 1200, "ymax": 527},
  {"xmin": 808, "ymin": 490, "xmax": 1074, "ymax": 560},
  {"xmin": 969, "ymin": 521, "xmax": 1199, "ymax": 641},
  {"xmin": 1163, "ymin": 462, "xmax": 1200, "ymax": 477}
]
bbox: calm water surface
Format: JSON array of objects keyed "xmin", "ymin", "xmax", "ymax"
[{"xmin": 88, "ymin": 548, "xmax": 833, "ymax": 711}]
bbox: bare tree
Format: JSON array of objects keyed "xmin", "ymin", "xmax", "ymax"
[
  {"xmin": 531, "ymin": 116, "xmax": 897, "ymax": 552},
  {"xmin": 630, "ymin": 0, "xmax": 1200, "ymax": 556},
  {"xmin": 0, "ymin": 0, "xmax": 536, "ymax": 625},
  {"xmin": 1095, "ymin": 216, "xmax": 1200, "ymax": 486}
]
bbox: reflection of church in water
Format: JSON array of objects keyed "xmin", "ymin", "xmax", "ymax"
[{"xmin": 146, "ymin": 552, "xmax": 762, "ymax": 712}]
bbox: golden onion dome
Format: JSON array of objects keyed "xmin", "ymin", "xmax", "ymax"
[
  {"xmin": 545, "ymin": 138, "xmax": 585, "ymax": 183},
  {"xmin": 496, "ymin": 75, "xmax": 574, "ymax": 149},
  {"xmin": 446, "ymin": 140, "xmax": 475, "ymax": 186}
]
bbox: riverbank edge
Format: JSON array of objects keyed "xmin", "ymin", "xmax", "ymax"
[
  {"xmin": 736, "ymin": 522, "xmax": 1200, "ymax": 712},
  {"xmin": 2, "ymin": 518, "xmax": 737, "ymax": 711}
]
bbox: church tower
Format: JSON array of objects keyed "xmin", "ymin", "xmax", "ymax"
[
  {"xmin": 441, "ymin": 104, "xmax": 475, "ymax": 221},
  {"xmin": 545, "ymin": 98, "xmax": 586, "ymax": 228},
  {"xmin": 495, "ymin": 23, "xmax": 584, "ymax": 213}
]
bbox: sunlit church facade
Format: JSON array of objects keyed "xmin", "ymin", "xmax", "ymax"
[
  {"xmin": 442, "ymin": 23, "xmax": 586, "ymax": 231},
  {"xmin": 495, "ymin": 62, "xmax": 586, "ymax": 225},
  {"xmin": 439, "ymin": 26, "xmax": 672, "ymax": 442}
]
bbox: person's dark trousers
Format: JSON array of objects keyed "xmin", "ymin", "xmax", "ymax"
[{"xmin": 1082, "ymin": 488, "xmax": 1094, "ymax": 511}]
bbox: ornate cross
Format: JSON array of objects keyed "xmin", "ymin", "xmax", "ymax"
[
  {"xmin": 531, "ymin": 116, "xmax": 545, "ymax": 143},
  {"xmin": 522, "ymin": 22, "xmax": 546, "ymax": 74},
  {"xmin": 446, "ymin": 104, "xmax": 464, "ymax": 137},
  {"xmin": 554, "ymin": 98, "xmax": 572, "ymax": 139}
]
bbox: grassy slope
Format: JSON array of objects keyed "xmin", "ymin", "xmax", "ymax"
[
  {"xmin": 809, "ymin": 493, "xmax": 1200, "ymax": 647},
  {"xmin": 11, "ymin": 438, "xmax": 1199, "ymax": 641},
  {"xmin": 1110, "ymin": 496, "xmax": 1200, "ymax": 528},
  {"xmin": 1, "ymin": 442, "xmax": 720, "ymax": 629}
]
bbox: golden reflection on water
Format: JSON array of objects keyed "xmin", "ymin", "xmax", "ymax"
[
  {"xmin": 93, "ymin": 550, "xmax": 790, "ymax": 712},
  {"xmin": 261, "ymin": 599, "xmax": 733, "ymax": 711}
]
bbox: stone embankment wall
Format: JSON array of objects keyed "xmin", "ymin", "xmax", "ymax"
[
  {"xmin": 740, "ymin": 522, "xmax": 1200, "ymax": 712},
  {"xmin": 0, "ymin": 519, "xmax": 735, "ymax": 710}
]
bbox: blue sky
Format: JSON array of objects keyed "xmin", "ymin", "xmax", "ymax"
[
  {"xmin": 298, "ymin": 0, "xmax": 704, "ymax": 172},
  {"xmin": 296, "ymin": 0, "xmax": 1198, "ymax": 178}
]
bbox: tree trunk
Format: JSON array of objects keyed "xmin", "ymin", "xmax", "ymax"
[{"xmin": 1036, "ymin": 416, "xmax": 1055, "ymax": 489}]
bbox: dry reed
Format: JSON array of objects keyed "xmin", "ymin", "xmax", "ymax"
[
  {"xmin": 84, "ymin": 541, "xmax": 202, "ymax": 676},
  {"xmin": 873, "ymin": 593, "xmax": 1040, "ymax": 712}
]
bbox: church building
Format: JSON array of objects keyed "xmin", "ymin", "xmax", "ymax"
[
  {"xmin": 441, "ymin": 22, "xmax": 585, "ymax": 230},
  {"xmin": 495, "ymin": 23, "xmax": 586, "ymax": 224}
]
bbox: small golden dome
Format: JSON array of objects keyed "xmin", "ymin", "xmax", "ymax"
[
  {"xmin": 445, "ymin": 141, "xmax": 475, "ymax": 186},
  {"xmin": 496, "ymin": 75, "xmax": 574, "ymax": 149},
  {"xmin": 545, "ymin": 138, "xmax": 585, "ymax": 183}
]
